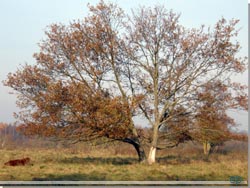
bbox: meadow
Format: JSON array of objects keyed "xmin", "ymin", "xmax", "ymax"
[{"xmin": 0, "ymin": 140, "xmax": 247, "ymax": 181}]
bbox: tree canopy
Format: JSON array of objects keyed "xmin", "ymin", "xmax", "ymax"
[{"xmin": 4, "ymin": 0, "xmax": 247, "ymax": 164}]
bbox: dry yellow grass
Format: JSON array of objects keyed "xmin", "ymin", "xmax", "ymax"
[{"xmin": 0, "ymin": 144, "xmax": 247, "ymax": 181}]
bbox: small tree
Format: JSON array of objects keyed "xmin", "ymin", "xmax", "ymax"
[{"xmin": 193, "ymin": 81, "xmax": 247, "ymax": 155}]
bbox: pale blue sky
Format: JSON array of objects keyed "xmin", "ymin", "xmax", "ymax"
[{"xmin": 0, "ymin": 0, "xmax": 248, "ymax": 131}]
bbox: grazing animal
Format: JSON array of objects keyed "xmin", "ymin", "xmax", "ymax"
[{"xmin": 4, "ymin": 157, "xmax": 31, "ymax": 166}]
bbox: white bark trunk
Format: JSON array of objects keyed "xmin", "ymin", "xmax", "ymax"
[
  {"xmin": 148, "ymin": 146, "xmax": 156, "ymax": 164},
  {"xmin": 203, "ymin": 141, "xmax": 211, "ymax": 155}
]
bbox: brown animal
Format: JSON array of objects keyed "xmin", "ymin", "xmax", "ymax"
[{"xmin": 4, "ymin": 157, "xmax": 31, "ymax": 166}]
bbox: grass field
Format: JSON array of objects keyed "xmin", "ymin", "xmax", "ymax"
[{"xmin": 0, "ymin": 141, "xmax": 247, "ymax": 181}]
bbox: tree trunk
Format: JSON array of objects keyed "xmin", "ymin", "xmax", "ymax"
[
  {"xmin": 123, "ymin": 138, "xmax": 146, "ymax": 162},
  {"xmin": 203, "ymin": 141, "xmax": 211, "ymax": 155},
  {"xmin": 148, "ymin": 146, "xmax": 157, "ymax": 164},
  {"xmin": 147, "ymin": 122, "xmax": 159, "ymax": 164},
  {"xmin": 133, "ymin": 142, "xmax": 146, "ymax": 162}
]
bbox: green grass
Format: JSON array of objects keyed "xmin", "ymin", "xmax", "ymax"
[{"xmin": 0, "ymin": 146, "xmax": 247, "ymax": 181}]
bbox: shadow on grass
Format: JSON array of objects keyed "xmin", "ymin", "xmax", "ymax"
[
  {"xmin": 158, "ymin": 153, "xmax": 220, "ymax": 164},
  {"xmin": 33, "ymin": 172, "xmax": 107, "ymax": 181},
  {"xmin": 32, "ymin": 171, "xmax": 183, "ymax": 181},
  {"xmin": 157, "ymin": 155, "xmax": 191, "ymax": 164},
  {"xmin": 59, "ymin": 156, "xmax": 138, "ymax": 165}
]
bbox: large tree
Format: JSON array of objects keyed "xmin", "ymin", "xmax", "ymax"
[
  {"xmin": 4, "ymin": 1, "xmax": 247, "ymax": 164},
  {"xmin": 5, "ymin": 1, "xmax": 146, "ymax": 162},
  {"xmin": 122, "ymin": 6, "xmax": 247, "ymax": 164}
]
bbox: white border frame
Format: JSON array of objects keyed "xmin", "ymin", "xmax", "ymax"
[{"xmin": 0, "ymin": 181, "xmax": 248, "ymax": 186}]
